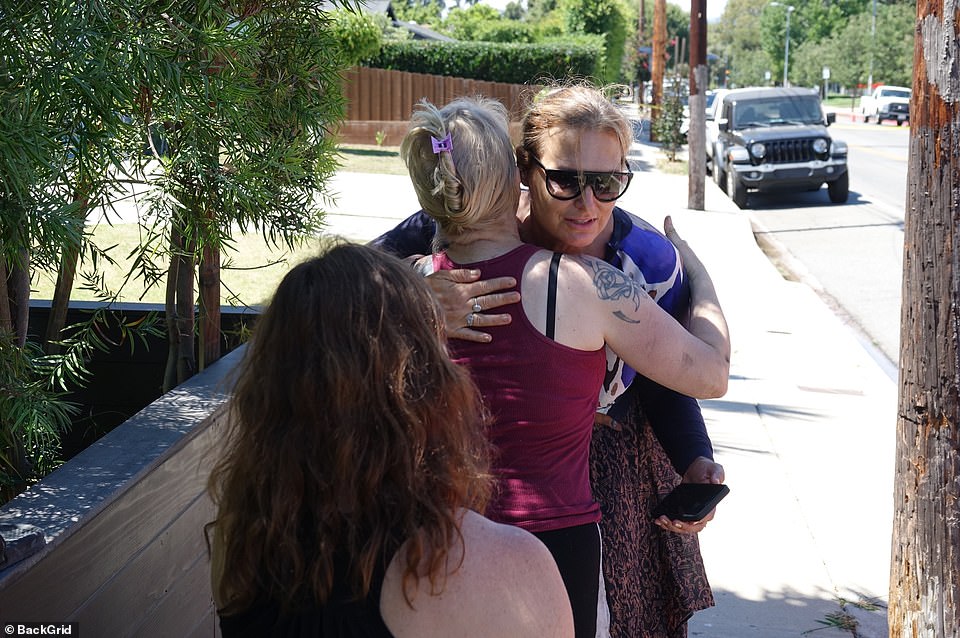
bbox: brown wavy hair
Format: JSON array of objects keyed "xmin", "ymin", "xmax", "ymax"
[{"xmin": 208, "ymin": 242, "xmax": 492, "ymax": 615}]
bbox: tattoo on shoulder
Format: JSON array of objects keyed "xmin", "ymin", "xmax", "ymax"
[{"xmin": 589, "ymin": 260, "xmax": 642, "ymax": 312}]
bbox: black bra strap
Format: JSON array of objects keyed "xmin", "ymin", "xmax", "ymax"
[{"xmin": 546, "ymin": 252, "xmax": 562, "ymax": 339}]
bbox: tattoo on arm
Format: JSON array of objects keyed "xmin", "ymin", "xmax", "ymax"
[
  {"xmin": 613, "ymin": 310, "xmax": 642, "ymax": 324},
  {"xmin": 589, "ymin": 260, "xmax": 642, "ymax": 314}
]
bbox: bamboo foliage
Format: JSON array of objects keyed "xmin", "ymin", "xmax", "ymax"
[{"xmin": 0, "ymin": 0, "xmax": 358, "ymax": 498}]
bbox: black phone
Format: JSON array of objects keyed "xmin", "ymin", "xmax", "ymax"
[{"xmin": 651, "ymin": 483, "xmax": 730, "ymax": 522}]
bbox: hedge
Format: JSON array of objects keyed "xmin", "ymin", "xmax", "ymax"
[{"xmin": 362, "ymin": 39, "xmax": 605, "ymax": 85}]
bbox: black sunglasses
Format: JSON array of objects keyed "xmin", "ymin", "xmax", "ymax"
[{"xmin": 529, "ymin": 156, "xmax": 633, "ymax": 202}]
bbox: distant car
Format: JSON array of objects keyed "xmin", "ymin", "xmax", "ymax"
[
  {"xmin": 859, "ymin": 85, "xmax": 911, "ymax": 125},
  {"xmin": 711, "ymin": 87, "xmax": 849, "ymax": 209},
  {"xmin": 705, "ymin": 89, "xmax": 721, "ymax": 114},
  {"xmin": 704, "ymin": 88, "xmax": 730, "ymax": 175}
]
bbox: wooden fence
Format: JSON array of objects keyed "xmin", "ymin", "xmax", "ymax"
[{"xmin": 337, "ymin": 67, "xmax": 537, "ymax": 145}]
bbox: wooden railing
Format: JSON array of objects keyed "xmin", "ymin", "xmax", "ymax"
[
  {"xmin": 337, "ymin": 67, "xmax": 537, "ymax": 145},
  {"xmin": 0, "ymin": 347, "xmax": 242, "ymax": 637}
]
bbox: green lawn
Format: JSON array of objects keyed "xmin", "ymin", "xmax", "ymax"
[
  {"xmin": 31, "ymin": 145, "xmax": 405, "ymax": 307},
  {"xmin": 824, "ymin": 94, "xmax": 863, "ymax": 108},
  {"xmin": 337, "ymin": 144, "xmax": 406, "ymax": 175}
]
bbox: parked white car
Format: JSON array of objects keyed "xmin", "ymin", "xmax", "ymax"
[
  {"xmin": 859, "ymin": 85, "xmax": 911, "ymax": 125},
  {"xmin": 704, "ymin": 88, "xmax": 730, "ymax": 175}
]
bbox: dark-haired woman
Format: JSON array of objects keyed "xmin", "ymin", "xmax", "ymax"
[{"xmin": 207, "ymin": 243, "xmax": 574, "ymax": 638}]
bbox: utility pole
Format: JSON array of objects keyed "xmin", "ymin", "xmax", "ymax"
[
  {"xmin": 688, "ymin": 0, "xmax": 707, "ymax": 210},
  {"xmin": 650, "ymin": 0, "xmax": 666, "ymax": 140},
  {"xmin": 889, "ymin": 2, "xmax": 960, "ymax": 635},
  {"xmin": 867, "ymin": 0, "xmax": 877, "ymax": 92},
  {"xmin": 638, "ymin": 0, "xmax": 645, "ymax": 43},
  {"xmin": 637, "ymin": 0, "xmax": 646, "ymax": 103}
]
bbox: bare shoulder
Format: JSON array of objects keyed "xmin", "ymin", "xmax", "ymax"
[
  {"xmin": 459, "ymin": 509, "xmax": 553, "ymax": 568},
  {"xmin": 382, "ymin": 510, "xmax": 573, "ymax": 638}
]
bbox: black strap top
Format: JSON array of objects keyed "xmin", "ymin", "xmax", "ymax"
[{"xmin": 219, "ymin": 548, "xmax": 396, "ymax": 638}]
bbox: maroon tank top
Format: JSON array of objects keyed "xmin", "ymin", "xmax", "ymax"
[{"xmin": 434, "ymin": 244, "xmax": 605, "ymax": 533}]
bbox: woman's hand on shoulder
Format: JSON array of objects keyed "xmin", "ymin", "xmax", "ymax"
[{"xmin": 424, "ymin": 268, "xmax": 520, "ymax": 343}]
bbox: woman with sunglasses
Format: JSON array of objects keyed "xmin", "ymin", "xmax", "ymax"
[
  {"xmin": 398, "ymin": 95, "xmax": 729, "ymax": 638},
  {"xmin": 375, "ymin": 83, "xmax": 724, "ymax": 638}
]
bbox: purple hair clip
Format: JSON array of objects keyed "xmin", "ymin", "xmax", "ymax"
[{"xmin": 431, "ymin": 133, "xmax": 453, "ymax": 154}]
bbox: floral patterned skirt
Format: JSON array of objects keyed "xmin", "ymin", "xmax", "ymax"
[{"xmin": 590, "ymin": 412, "xmax": 715, "ymax": 638}]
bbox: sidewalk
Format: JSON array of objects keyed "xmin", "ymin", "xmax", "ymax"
[{"xmin": 323, "ymin": 128, "xmax": 894, "ymax": 637}]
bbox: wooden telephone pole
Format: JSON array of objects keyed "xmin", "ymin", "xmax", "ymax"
[
  {"xmin": 650, "ymin": 0, "xmax": 666, "ymax": 139},
  {"xmin": 889, "ymin": 0, "xmax": 960, "ymax": 634},
  {"xmin": 687, "ymin": 0, "xmax": 707, "ymax": 210},
  {"xmin": 637, "ymin": 0, "xmax": 646, "ymax": 103}
]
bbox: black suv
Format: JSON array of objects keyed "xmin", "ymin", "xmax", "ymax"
[{"xmin": 710, "ymin": 87, "xmax": 849, "ymax": 209}]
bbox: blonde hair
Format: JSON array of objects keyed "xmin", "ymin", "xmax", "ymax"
[
  {"xmin": 401, "ymin": 97, "xmax": 519, "ymax": 243},
  {"xmin": 517, "ymin": 82, "xmax": 633, "ymax": 172}
]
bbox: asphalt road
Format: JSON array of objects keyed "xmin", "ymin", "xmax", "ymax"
[{"xmin": 742, "ymin": 120, "xmax": 908, "ymax": 379}]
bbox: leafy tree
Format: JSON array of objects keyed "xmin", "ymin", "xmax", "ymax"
[
  {"xmin": 0, "ymin": 0, "xmax": 357, "ymax": 501},
  {"xmin": 758, "ymin": 0, "xmax": 867, "ymax": 84},
  {"xmin": 392, "ymin": 0, "xmax": 444, "ymax": 27},
  {"xmin": 792, "ymin": 0, "xmax": 869, "ymax": 45},
  {"xmin": 331, "ymin": 9, "xmax": 385, "ymax": 62},
  {"xmin": 651, "ymin": 89, "xmax": 685, "ymax": 160},
  {"xmin": 528, "ymin": 0, "xmax": 560, "ymax": 22},
  {"xmin": 474, "ymin": 21, "xmax": 538, "ymax": 43},
  {"xmin": 758, "ymin": 3, "xmax": 800, "ymax": 84},
  {"xmin": 790, "ymin": 38, "xmax": 841, "ymax": 89},
  {"xmin": 444, "ymin": 4, "xmax": 506, "ymax": 40},
  {"xmin": 504, "ymin": 2, "xmax": 525, "ymax": 20},
  {"xmin": 124, "ymin": 3, "xmax": 347, "ymax": 390},
  {"xmin": 774, "ymin": 1, "xmax": 914, "ymax": 92},
  {"xmin": 714, "ymin": 0, "xmax": 912, "ymax": 91},
  {"xmin": 561, "ymin": 0, "xmax": 628, "ymax": 83},
  {"xmin": 368, "ymin": 12, "xmax": 414, "ymax": 41},
  {"xmin": 870, "ymin": 2, "xmax": 915, "ymax": 86},
  {"xmin": 0, "ymin": 2, "xmax": 155, "ymax": 496},
  {"xmin": 528, "ymin": 11, "xmax": 567, "ymax": 40},
  {"xmin": 712, "ymin": 0, "xmax": 772, "ymax": 87}
]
